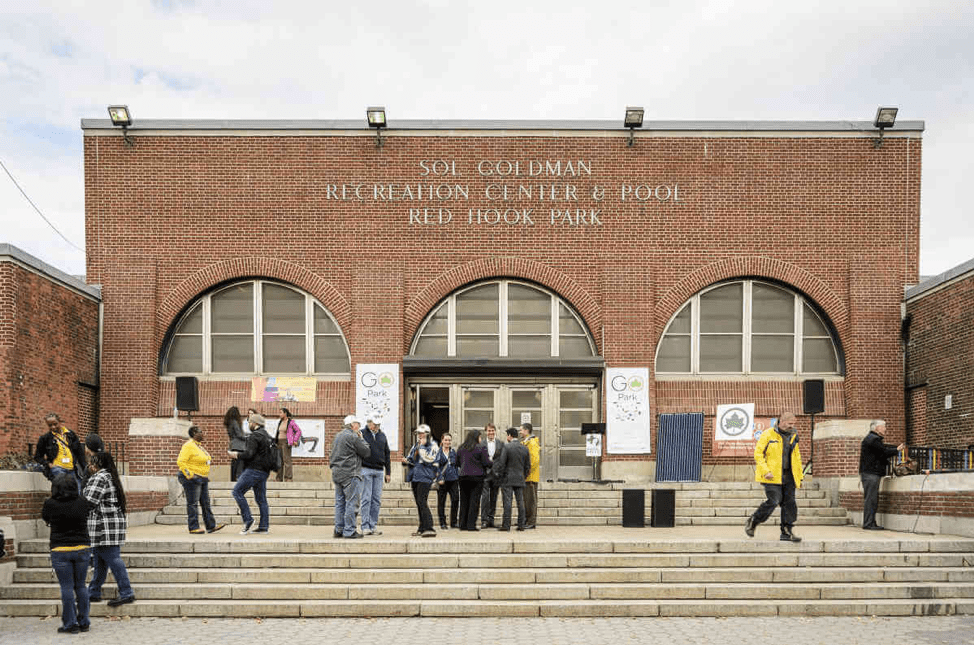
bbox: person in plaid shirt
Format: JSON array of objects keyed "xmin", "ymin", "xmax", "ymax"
[{"xmin": 83, "ymin": 451, "xmax": 136, "ymax": 607}]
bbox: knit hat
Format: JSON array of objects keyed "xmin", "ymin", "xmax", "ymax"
[
  {"xmin": 85, "ymin": 434, "xmax": 105, "ymax": 453},
  {"xmin": 248, "ymin": 412, "xmax": 266, "ymax": 428}
]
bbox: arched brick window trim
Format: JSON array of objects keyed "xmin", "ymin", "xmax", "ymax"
[
  {"xmin": 156, "ymin": 259, "xmax": 351, "ymax": 352},
  {"xmin": 656, "ymin": 257, "xmax": 848, "ymax": 343},
  {"xmin": 404, "ymin": 257, "xmax": 602, "ymax": 354}
]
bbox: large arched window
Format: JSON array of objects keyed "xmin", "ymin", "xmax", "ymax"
[
  {"xmin": 162, "ymin": 280, "xmax": 350, "ymax": 376},
  {"xmin": 410, "ymin": 280, "xmax": 596, "ymax": 358},
  {"xmin": 655, "ymin": 280, "xmax": 842, "ymax": 376}
]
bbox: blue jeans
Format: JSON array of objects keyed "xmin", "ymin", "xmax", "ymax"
[
  {"xmin": 232, "ymin": 469, "xmax": 270, "ymax": 530},
  {"xmin": 50, "ymin": 549, "xmax": 90, "ymax": 630},
  {"xmin": 49, "ymin": 466, "xmax": 81, "ymax": 493},
  {"xmin": 88, "ymin": 544, "xmax": 134, "ymax": 601},
  {"xmin": 334, "ymin": 477, "xmax": 362, "ymax": 536},
  {"xmin": 359, "ymin": 468, "xmax": 385, "ymax": 532},
  {"xmin": 178, "ymin": 473, "xmax": 216, "ymax": 531}
]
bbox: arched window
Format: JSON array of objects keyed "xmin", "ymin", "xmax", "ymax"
[
  {"xmin": 410, "ymin": 280, "xmax": 596, "ymax": 358},
  {"xmin": 655, "ymin": 280, "xmax": 842, "ymax": 376},
  {"xmin": 162, "ymin": 280, "xmax": 350, "ymax": 376}
]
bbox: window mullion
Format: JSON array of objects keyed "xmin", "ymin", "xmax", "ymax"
[
  {"xmin": 254, "ymin": 281, "xmax": 262, "ymax": 374},
  {"xmin": 742, "ymin": 281, "xmax": 751, "ymax": 375},
  {"xmin": 794, "ymin": 295, "xmax": 803, "ymax": 375},
  {"xmin": 691, "ymin": 295, "xmax": 699, "ymax": 373},
  {"xmin": 203, "ymin": 296, "xmax": 212, "ymax": 375},
  {"xmin": 306, "ymin": 297, "xmax": 314, "ymax": 374},
  {"xmin": 447, "ymin": 296, "xmax": 457, "ymax": 357},
  {"xmin": 551, "ymin": 297, "xmax": 559, "ymax": 357},
  {"xmin": 499, "ymin": 281, "xmax": 508, "ymax": 357}
]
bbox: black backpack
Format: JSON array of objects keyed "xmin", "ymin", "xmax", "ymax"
[{"xmin": 254, "ymin": 430, "xmax": 283, "ymax": 472}]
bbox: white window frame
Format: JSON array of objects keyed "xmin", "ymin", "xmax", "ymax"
[
  {"xmin": 411, "ymin": 280, "xmax": 596, "ymax": 358},
  {"xmin": 655, "ymin": 279, "xmax": 841, "ymax": 377},
  {"xmin": 163, "ymin": 279, "xmax": 350, "ymax": 377}
]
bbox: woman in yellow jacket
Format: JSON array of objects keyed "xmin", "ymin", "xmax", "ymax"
[
  {"xmin": 745, "ymin": 412, "xmax": 804, "ymax": 542},
  {"xmin": 176, "ymin": 426, "xmax": 225, "ymax": 535}
]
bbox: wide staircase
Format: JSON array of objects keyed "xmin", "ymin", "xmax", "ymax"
[
  {"xmin": 154, "ymin": 479, "xmax": 849, "ymax": 527},
  {"xmin": 3, "ymin": 528, "xmax": 973, "ymax": 617}
]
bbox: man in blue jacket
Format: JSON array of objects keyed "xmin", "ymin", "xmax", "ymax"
[{"xmin": 359, "ymin": 416, "xmax": 391, "ymax": 536}]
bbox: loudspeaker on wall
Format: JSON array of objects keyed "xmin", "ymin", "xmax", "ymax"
[
  {"xmin": 803, "ymin": 379, "xmax": 825, "ymax": 415},
  {"xmin": 175, "ymin": 376, "xmax": 199, "ymax": 411}
]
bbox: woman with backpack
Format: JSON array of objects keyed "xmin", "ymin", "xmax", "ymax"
[
  {"xmin": 227, "ymin": 412, "xmax": 275, "ymax": 534},
  {"xmin": 434, "ymin": 433, "xmax": 460, "ymax": 530},
  {"xmin": 83, "ymin": 450, "xmax": 136, "ymax": 607}
]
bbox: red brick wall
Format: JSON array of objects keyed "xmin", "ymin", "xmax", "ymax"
[
  {"xmin": 83, "ymin": 131, "xmax": 921, "ymax": 473},
  {"xmin": 0, "ymin": 490, "xmax": 167, "ymax": 521},
  {"xmin": 840, "ymin": 490, "xmax": 974, "ymax": 518},
  {"xmin": 0, "ymin": 262, "xmax": 99, "ymax": 457},
  {"xmin": 906, "ymin": 274, "xmax": 974, "ymax": 449}
]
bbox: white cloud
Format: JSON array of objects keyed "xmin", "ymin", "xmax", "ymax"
[{"xmin": 1, "ymin": 0, "xmax": 972, "ymax": 276}]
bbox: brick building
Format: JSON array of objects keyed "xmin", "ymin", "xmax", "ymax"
[
  {"xmin": 905, "ymin": 257, "xmax": 974, "ymax": 449},
  {"xmin": 0, "ymin": 244, "xmax": 100, "ymax": 458},
  {"xmin": 79, "ymin": 116, "xmax": 923, "ymax": 479}
]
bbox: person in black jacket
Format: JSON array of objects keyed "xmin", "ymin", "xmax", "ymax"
[
  {"xmin": 359, "ymin": 417, "xmax": 391, "ymax": 536},
  {"xmin": 228, "ymin": 413, "xmax": 275, "ymax": 534},
  {"xmin": 34, "ymin": 413, "xmax": 86, "ymax": 488},
  {"xmin": 859, "ymin": 420, "xmax": 906, "ymax": 530},
  {"xmin": 493, "ymin": 428, "xmax": 531, "ymax": 531},
  {"xmin": 223, "ymin": 406, "xmax": 246, "ymax": 482},
  {"xmin": 41, "ymin": 474, "xmax": 92, "ymax": 634}
]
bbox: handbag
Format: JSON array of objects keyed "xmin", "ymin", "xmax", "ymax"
[{"xmin": 230, "ymin": 437, "xmax": 248, "ymax": 452}]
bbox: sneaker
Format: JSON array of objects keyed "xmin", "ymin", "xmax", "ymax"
[
  {"xmin": 107, "ymin": 595, "xmax": 135, "ymax": 607},
  {"xmin": 411, "ymin": 531, "xmax": 423, "ymax": 536},
  {"xmin": 240, "ymin": 519, "xmax": 255, "ymax": 535},
  {"xmin": 345, "ymin": 532, "xmax": 364, "ymax": 539},
  {"xmin": 189, "ymin": 528, "xmax": 205, "ymax": 534},
  {"xmin": 58, "ymin": 626, "xmax": 80, "ymax": 634},
  {"xmin": 334, "ymin": 530, "xmax": 344, "ymax": 538},
  {"xmin": 252, "ymin": 527, "xmax": 269, "ymax": 534},
  {"xmin": 207, "ymin": 524, "xmax": 226, "ymax": 533},
  {"xmin": 363, "ymin": 529, "xmax": 382, "ymax": 536},
  {"xmin": 421, "ymin": 530, "xmax": 437, "ymax": 537},
  {"xmin": 79, "ymin": 625, "xmax": 90, "ymax": 633}
]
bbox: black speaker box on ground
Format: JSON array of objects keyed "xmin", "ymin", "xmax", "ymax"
[
  {"xmin": 803, "ymin": 379, "xmax": 825, "ymax": 415},
  {"xmin": 175, "ymin": 376, "xmax": 199, "ymax": 411},
  {"xmin": 651, "ymin": 489, "xmax": 676, "ymax": 527},
  {"xmin": 622, "ymin": 489, "xmax": 645, "ymax": 527}
]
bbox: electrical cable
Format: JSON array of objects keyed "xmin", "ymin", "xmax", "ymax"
[{"xmin": 0, "ymin": 159, "xmax": 83, "ymax": 252}]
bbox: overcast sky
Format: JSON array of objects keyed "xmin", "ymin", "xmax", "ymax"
[{"xmin": 1, "ymin": 0, "xmax": 972, "ymax": 279}]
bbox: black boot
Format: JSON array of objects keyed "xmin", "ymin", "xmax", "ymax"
[
  {"xmin": 744, "ymin": 515, "xmax": 757, "ymax": 538},
  {"xmin": 780, "ymin": 526, "xmax": 802, "ymax": 542}
]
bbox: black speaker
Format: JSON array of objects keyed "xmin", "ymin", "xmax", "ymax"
[
  {"xmin": 175, "ymin": 376, "xmax": 199, "ymax": 411},
  {"xmin": 651, "ymin": 489, "xmax": 675, "ymax": 527},
  {"xmin": 622, "ymin": 489, "xmax": 645, "ymax": 527},
  {"xmin": 581, "ymin": 423, "xmax": 607, "ymax": 435},
  {"xmin": 803, "ymin": 379, "xmax": 825, "ymax": 415}
]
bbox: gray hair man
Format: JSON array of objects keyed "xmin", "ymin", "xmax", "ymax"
[
  {"xmin": 859, "ymin": 420, "xmax": 906, "ymax": 530},
  {"xmin": 329, "ymin": 415, "xmax": 370, "ymax": 539}
]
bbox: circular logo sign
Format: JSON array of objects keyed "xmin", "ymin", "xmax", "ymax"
[{"xmin": 718, "ymin": 406, "xmax": 751, "ymax": 437}]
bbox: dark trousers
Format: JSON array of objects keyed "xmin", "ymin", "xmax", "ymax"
[
  {"xmin": 500, "ymin": 485, "xmax": 526, "ymax": 529},
  {"xmin": 524, "ymin": 481, "xmax": 538, "ymax": 526},
  {"xmin": 436, "ymin": 479, "xmax": 460, "ymax": 527},
  {"xmin": 752, "ymin": 483, "xmax": 797, "ymax": 530},
  {"xmin": 457, "ymin": 477, "xmax": 484, "ymax": 530},
  {"xmin": 230, "ymin": 458, "xmax": 244, "ymax": 482},
  {"xmin": 411, "ymin": 481, "xmax": 434, "ymax": 532},
  {"xmin": 861, "ymin": 473, "xmax": 882, "ymax": 527},
  {"xmin": 481, "ymin": 480, "xmax": 500, "ymax": 526},
  {"xmin": 178, "ymin": 473, "xmax": 216, "ymax": 531}
]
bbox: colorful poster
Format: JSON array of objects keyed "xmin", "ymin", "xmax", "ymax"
[
  {"xmin": 251, "ymin": 377, "xmax": 317, "ymax": 403},
  {"xmin": 356, "ymin": 363, "xmax": 400, "ymax": 452},
  {"xmin": 291, "ymin": 418, "xmax": 325, "ymax": 459},
  {"xmin": 605, "ymin": 367, "xmax": 652, "ymax": 453}
]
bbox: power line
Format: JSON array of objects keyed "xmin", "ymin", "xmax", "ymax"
[{"xmin": 0, "ymin": 158, "xmax": 84, "ymax": 252}]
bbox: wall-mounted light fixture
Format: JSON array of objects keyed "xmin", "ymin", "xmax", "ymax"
[
  {"xmin": 624, "ymin": 106, "xmax": 644, "ymax": 147},
  {"xmin": 872, "ymin": 106, "xmax": 898, "ymax": 149},
  {"xmin": 366, "ymin": 106, "xmax": 386, "ymax": 148},
  {"xmin": 107, "ymin": 105, "xmax": 135, "ymax": 148}
]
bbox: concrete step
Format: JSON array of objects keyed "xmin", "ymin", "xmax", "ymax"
[{"xmin": 2, "ymin": 597, "xmax": 970, "ymax": 618}]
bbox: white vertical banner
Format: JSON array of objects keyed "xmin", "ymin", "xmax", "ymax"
[
  {"xmin": 356, "ymin": 363, "xmax": 400, "ymax": 452},
  {"xmin": 605, "ymin": 367, "xmax": 652, "ymax": 453}
]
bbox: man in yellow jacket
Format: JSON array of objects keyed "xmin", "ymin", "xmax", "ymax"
[
  {"xmin": 745, "ymin": 411, "xmax": 804, "ymax": 542},
  {"xmin": 519, "ymin": 423, "xmax": 540, "ymax": 529}
]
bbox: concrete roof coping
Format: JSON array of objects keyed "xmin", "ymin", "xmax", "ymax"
[
  {"xmin": 0, "ymin": 243, "xmax": 100, "ymax": 301},
  {"xmin": 80, "ymin": 118, "xmax": 926, "ymax": 134},
  {"xmin": 905, "ymin": 256, "xmax": 974, "ymax": 302}
]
